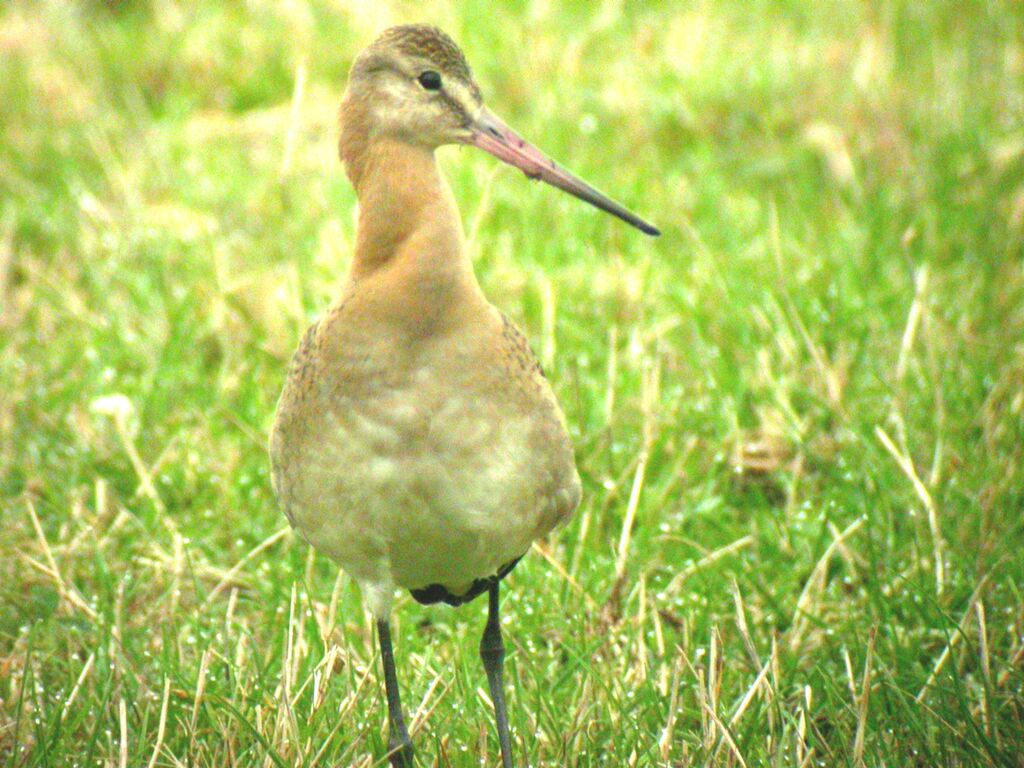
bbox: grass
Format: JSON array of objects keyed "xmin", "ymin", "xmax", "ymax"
[{"xmin": 2, "ymin": 0, "xmax": 1023, "ymax": 765}]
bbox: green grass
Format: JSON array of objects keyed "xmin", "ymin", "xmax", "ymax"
[{"xmin": 2, "ymin": 0, "xmax": 1023, "ymax": 765}]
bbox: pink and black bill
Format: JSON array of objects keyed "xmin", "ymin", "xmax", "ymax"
[{"xmin": 466, "ymin": 108, "xmax": 661, "ymax": 237}]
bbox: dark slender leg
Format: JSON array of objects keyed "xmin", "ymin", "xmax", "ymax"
[
  {"xmin": 377, "ymin": 619, "xmax": 414, "ymax": 767},
  {"xmin": 480, "ymin": 583, "xmax": 514, "ymax": 768}
]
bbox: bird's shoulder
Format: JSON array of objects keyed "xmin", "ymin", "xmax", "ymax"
[
  {"xmin": 494, "ymin": 309, "xmax": 545, "ymax": 381},
  {"xmin": 277, "ymin": 319, "xmax": 323, "ymax": 407}
]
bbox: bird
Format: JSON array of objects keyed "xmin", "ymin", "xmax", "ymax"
[{"xmin": 269, "ymin": 24, "xmax": 658, "ymax": 768}]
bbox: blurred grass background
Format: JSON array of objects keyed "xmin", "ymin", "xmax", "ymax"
[{"xmin": 2, "ymin": 0, "xmax": 1023, "ymax": 765}]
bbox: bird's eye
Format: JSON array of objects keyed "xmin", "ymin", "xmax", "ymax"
[{"xmin": 418, "ymin": 71, "xmax": 442, "ymax": 91}]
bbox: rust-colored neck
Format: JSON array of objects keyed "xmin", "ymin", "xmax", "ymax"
[
  {"xmin": 339, "ymin": 97, "xmax": 468, "ymax": 281},
  {"xmin": 336, "ymin": 96, "xmax": 483, "ymax": 334}
]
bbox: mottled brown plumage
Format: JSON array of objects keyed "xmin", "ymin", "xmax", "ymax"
[{"xmin": 374, "ymin": 25, "xmax": 477, "ymax": 90}]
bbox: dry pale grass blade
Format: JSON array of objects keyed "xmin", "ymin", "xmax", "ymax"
[
  {"xmin": 875, "ymin": 426, "xmax": 946, "ymax": 596},
  {"xmin": 532, "ymin": 539, "xmax": 597, "ymax": 608},
  {"xmin": 803, "ymin": 121, "xmax": 858, "ymax": 190},
  {"xmin": 409, "ymin": 671, "xmax": 450, "ymax": 737},
  {"xmin": 23, "ymin": 499, "xmax": 98, "ymax": 621},
  {"xmin": 788, "ymin": 516, "xmax": 864, "ymax": 653},
  {"xmin": 615, "ymin": 455, "xmax": 647, "ymax": 579},
  {"xmin": 139, "ymin": 548, "xmax": 243, "ymax": 593},
  {"xmin": 922, "ymin": 300, "xmax": 947, "ymax": 490},
  {"xmin": 615, "ymin": 352, "xmax": 661, "ymax": 580},
  {"xmin": 562, "ymin": 673, "xmax": 587, "ymax": 756},
  {"xmin": 826, "ymin": 519, "xmax": 863, "ymax": 576},
  {"xmin": 767, "ymin": 634, "xmax": 781, "ymax": 738},
  {"xmin": 208, "ymin": 526, "xmax": 291, "ymax": 601},
  {"xmin": 842, "ymin": 646, "xmax": 857, "ymax": 702},
  {"xmin": 975, "ymin": 601, "xmax": 992, "ymax": 737},
  {"xmin": 701, "ymin": 700, "xmax": 748, "ymax": 768},
  {"xmin": 225, "ymin": 586, "xmax": 239, "ymax": 627},
  {"xmin": 895, "ymin": 265, "xmax": 930, "ymax": 384},
  {"xmin": 59, "ymin": 652, "xmax": 95, "ymax": 723},
  {"xmin": 169, "ymin": 528, "xmax": 185, "ymax": 616},
  {"xmin": 852, "ymin": 628, "xmax": 877, "ymax": 766},
  {"xmin": 91, "ymin": 394, "xmax": 166, "ymax": 512},
  {"xmin": 130, "ymin": 435, "xmax": 181, "ymax": 505},
  {"xmin": 995, "ymin": 639, "xmax": 1024, "ymax": 690},
  {"xmin": 689, "ymin": 626, "xmax": 726, "ymax": 752},
  {"xmin": 308, "ymin": 662, "xmax": 375, "ymax": 768},
  {"xmin": 190, "ymin": 648, "xmax": 213, "ymax": 738},
  {"xmin": 657, "ymin": 657, "xmax": 682, "ymax": 761},
  {"xmin": 796, "ymin": 685, "xmax": 813, "ymax": 766},
  {"xmin": 728, "ymin": 657, "xmax": 772, "ymax": 730},
  {"xmin": 652, "ymin": 599, "xmax": 667, "ymax": 674},
  {"xmin": 325, "ymin": 569, "xmax": 346, "ymax": 643},
  {"xmin": 146, "ymin": 677, "xmax": 172, "ymax": 768},
  {"xmin": 798, "ymin": 746, "xmax": 817, "ymax": 768},
  {"xmin": 708, "ymin": 627, "xmax": 722, "ymax": 721},
  {"xmin": 677, "ymin": 646, "xmax": 714, "ymax": 751},
  {"xmin": 641, "ymin": 348, "xmax": 662, "ymax": 450},
  {"xmin": 701, "ymin": 636, "xmax": 774, "ymax": 762},
  {"xmin": 720, "ymin": 652, "xmax": 776, "ymax": 760},
  {"xmin": 596, "ymin": 442, "xmax": 646, "ymax": 518},
  {"xmin": 916, "ymin": 575, "xmax": 990, "ymax": 703},
  {"xmin": 731, "ymin": 579, "xmax": 763, "ymax": 668},
  {"xmin": 627, "ymin": 578, "xmax": 649, "ymax": 688},
  {"xmin": 307, "ymin": 644, "xmax": 341, "ymax": 720},
  {"xmin": 665, "ymin": 535, "xmax": 754, "ymax": 595},
  {"xmin": 280, "ymin": 584, "xmax": 303, "ymax": 756},
  {"xmin": 118, "ymin": 697, "xmax": 128, "ymax": 768}
]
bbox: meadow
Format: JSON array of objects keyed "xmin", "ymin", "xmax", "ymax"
[{"xmin": 2, "ymin": 1, "xmax": 1023, "ymax": 765}]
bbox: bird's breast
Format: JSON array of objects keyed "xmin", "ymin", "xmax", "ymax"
[{"xmin": 270, "ymin": 310, "xmax": 581, "ymax": 597}]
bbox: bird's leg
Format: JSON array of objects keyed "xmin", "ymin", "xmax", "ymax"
[
  {"xmin": 480, "ymin": 582, "xmax": 514, "ymax": 768},
  {"xmin": 377, "ymin": 619, "xmax": 414, "ymax": 767}
]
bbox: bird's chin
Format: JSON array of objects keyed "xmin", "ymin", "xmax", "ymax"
[{"xmin": 450, "ymin": 128, "xmax": 478, "ymax": 147}]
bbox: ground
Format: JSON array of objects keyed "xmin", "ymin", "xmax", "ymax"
[{"xmin": 1, "ymin": 1, "xmax": 1023, "ymax": 766}]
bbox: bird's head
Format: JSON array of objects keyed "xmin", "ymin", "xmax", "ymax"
[
  {"xmin": 341, "ymin": 25, "xmax": 659, "ymax": 236},
  {"xmin": 344, "ymin": 25, "xmax": 483, "ymax": 149}
]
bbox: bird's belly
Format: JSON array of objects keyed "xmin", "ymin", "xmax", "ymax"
[{"xmin": 274, "ymin": 376, "xmax": 577, "ymax": 609}]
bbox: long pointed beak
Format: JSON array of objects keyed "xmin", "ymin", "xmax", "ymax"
[{"xmin": 466, "ymin": 107, "xmax": 660, "ymax": 237}]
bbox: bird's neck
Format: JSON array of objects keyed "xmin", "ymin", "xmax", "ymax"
[{"xmin": 344, "ymin": 134, "xmax": 471, "ymax": 286}]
